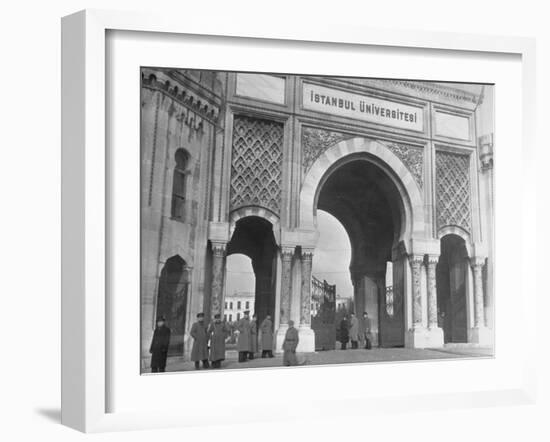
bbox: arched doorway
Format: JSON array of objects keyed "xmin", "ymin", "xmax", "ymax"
[
  {"xmin": 156, "ymin": 255, "xmax": 189, "ymax": 356},
  {"xmin": 226, "ymin": 216, "xmax": 278, "ymax": 327},
  {"xmin": 315, "ymin": 155, "xmax": 407, "ymax": 347},
  {"xmin": 436, "ymin": 234, "xmax": 469, "ymax": 343},
  {"xmin": 224, "ymin": 253, "xmax": 256, "ymax": 323}
]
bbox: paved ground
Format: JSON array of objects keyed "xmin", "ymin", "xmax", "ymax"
[{"xmin": 149, "ymin": 345, "xmax": 494, "ymax": 374}]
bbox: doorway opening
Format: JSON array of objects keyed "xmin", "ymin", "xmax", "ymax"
[
  {"xmin": 156, "ymin": 255, "xmax": 189, "ymax": 356},
  {"xmin": 436, "ymin": 234, "xmax": 469, "ymax": 343}
]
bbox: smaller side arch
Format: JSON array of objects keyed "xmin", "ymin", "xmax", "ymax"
[
  {"xmin": 437, "ymin": 226, "xmax": 472, "ymax": 257},
  {"xmin": 229, "ymin": 207, "xmax": 281, "ymax": 245}
]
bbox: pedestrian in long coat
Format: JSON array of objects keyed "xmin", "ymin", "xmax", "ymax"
[
  {"xmin": 249, "ymin": 313, "xmax": 258, "ymax": 359},
  {"xmin": 236, "ymin": 311, "xmax": 252, "ymax": 363},
  {"xmin": 283, "ymin": 320, "xmax": 299, "ymax": 366},
  {"xmin": 208, "ymin": 313, "xmax": 229, "ymax": 368},
  {"xmin": 349, "ymin": 313, "xmax": 359, "ymax": 349},
  {"xmin": 260, "ymin": 315, "xmax": 274, "ymax": 358},
  {"xmin": 149, "ymin": 316, "xmax": 171, "ymax": 372},
  {"xmin": 190, "ymin": 313, "xmax": 210, "ymax": 369},
  {"xmin": 339, "ymin": 316, "xmax": 350, "ymax": 350}
]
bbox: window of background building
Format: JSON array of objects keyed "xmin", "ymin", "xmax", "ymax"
[
  {"xmin": 237, "ymin": 301, "xmax": 241, "ymax": 310},
  {"xmin": 229, "ymin": 314, "xmax": 232, "ymax": 322},
  {"xmin": 171, "ymin": 149, "xmax": 189, "ymax": 220},
  {"xmin": 224, "ymin": 314, "xmax": 227, "ymax": 321},
  {"xmin": 225, "ymin": 301, "xmax": 228, "ymax": 309},
  {"xmin": 245, "ymin": 301, "xmax": 249, "ymax": 309},
  {"xmin": 230, "ymin": 302, "xmax": 233, "ymax": 309},
  {"xmin": 237, "ymin": 313, "xmax": 241, "ymax": 321}
]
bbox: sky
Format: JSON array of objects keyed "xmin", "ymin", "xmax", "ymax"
[{"xmin": 225, "ymin": 210, "xmax": 353, "ymax": 298}]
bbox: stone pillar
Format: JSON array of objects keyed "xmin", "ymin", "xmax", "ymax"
[
  {"xmin": 426, "ymin": 255, "xmax": 444, "ymax": 347},
  {"xmin": 209, "ymin": 241, "xmax": 226, "ymax": 320},
  {"xmin": 468, "ymin": 256, "xmax": 492, "ymax": 345},
  {"xmin": 297, "ymin": 248, "xmax": 315, "ymax": 352},
  {"xmin": 275, "ymin": 246, "xmax": 295, "ymax": 353},
  {"xmin": 405, "ymin": 254, "xmax": 430, "ymax": 348},
  {"xmin": 411, "ymin": 255, "xmax": 424, "ymax": 328}
]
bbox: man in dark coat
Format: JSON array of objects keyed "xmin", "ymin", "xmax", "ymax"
[
  {"xmin": 260, "ymin": 314, "xmax": 274, "ymax": 358},
  {"xmin": 282, "ymin": 320, "xmax": 299, "ymax": 366},
  {"xmin": 190, "ymin": 313, "xmax": 210, "ymax": 369},
  {"xmin": 236, "ymin": 310, "xmax": 252, "ymax": 362},
  {"xmin": 349, "ymin": 313, "xmax": 359, "ymax": 349},
  {"xmin": 339, "ymin": 315, "xmax": 350, "ymax": 350},
  {"xmin": 208, "ymin": 314, "xmax": 230, "ymax": 369},
  {"xmin": 149, "ymin": 316, "xmax": 171, "ymax": 373}
]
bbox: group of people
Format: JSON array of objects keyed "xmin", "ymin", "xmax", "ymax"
[
  {"xmin": 338, "ymin": 312, "xmax": 372, "ymax": 350},
  {"xmin": 149, "ymin": 311, "xmax": 302, "ymax": 372}
]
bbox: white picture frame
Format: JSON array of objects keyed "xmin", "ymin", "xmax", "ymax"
[{"xmin": 61, "ymin": 9, "xmax": 537, "ymax": 433}]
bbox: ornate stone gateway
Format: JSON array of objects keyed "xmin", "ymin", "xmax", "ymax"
[{"xmin": 140, "ymin": 69, "xmax": 494, "ymax": 363}]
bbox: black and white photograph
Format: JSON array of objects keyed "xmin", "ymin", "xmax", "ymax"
[{"xmin": 140, "ymin": 69, "xmax": 495, "ymax": 373}]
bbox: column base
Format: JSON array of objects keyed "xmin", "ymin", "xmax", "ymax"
[
  {"xmin": 425, "ymin": 326, "xmax": 444, "ymax": 348},
  {"xmin": 297, "ymin": 325, "xmax": 316, "ymax": 353},
  {"xmin": 275, "ymin": 325, "xmax": 288, "ymax": 354},
  {"xmin": 468, "ymin": 326, "xmax": 493, "ymax": 346},
  {"xmin": 405, "ymin": 326, "xmax": 430, "ymax": 349}
]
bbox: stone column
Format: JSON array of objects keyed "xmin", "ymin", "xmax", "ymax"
[
  {"xmin": 300, "ymin": 249, "xmax": 314, "ymax": 326},
  {"xmin": 209, "ymin": 241, "xmax": 227, "ymax": 320},
  {"xmin": 410, "ymin": 255, "xmax": 424, "ymax": 328},
  {"xmin": 297, "ymin": 247, "xmax": 315, "ymax": 352},
  {"xmin": 427, "ymin": 255, "xmax": 439, "ymax": 328},
  {"xmin": 279, "ymin": 247, "xmax": 294, "ymax": 326},
  {"xmin": 468, "ymin": 256, "xmax": 492, "ymax": 345},
  {"xmin": 426, "ymin": 254, "xmax": 444, "ymax": 347},
  {"xmin": 471, "ymin": 257, "xmax": 486, "ymax": 328}
]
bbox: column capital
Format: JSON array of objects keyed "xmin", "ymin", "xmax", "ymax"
[
  {"xmin": 470, "ymin": 256, "xmax": 486, "ymax": 268},
  {"xmin": 301, "ymin": 247, "xmax": 314, "ymax": 262},
  {"xmin": 281, "ymin": 246, "xmax": 295, "ymax": 260},
  {"xmin": 211, "ymin": 241, "xmax": 227, "ymax": 257},
  {"xmin": 410, "ymin": 254, "xmax": 425, "ymax": 265},
  {"xmin": 426, "ymin": 254, "xmax": 440, "ymax": 265}
]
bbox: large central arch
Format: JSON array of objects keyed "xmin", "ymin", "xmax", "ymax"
[{"xmin": 299, "ymin": 137, "xmax": 427, "ymax": 347}]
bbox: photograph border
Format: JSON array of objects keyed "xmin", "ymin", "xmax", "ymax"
[{"xmin": 61, "ymin": 9, "xmax": 536, "ymax": 432}]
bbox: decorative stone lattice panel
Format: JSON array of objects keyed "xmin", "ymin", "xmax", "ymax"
[
  {"xmin": 302, "ymin": 126, "xmax": 352, "ymax": 174},
  {"xmin": 382, "ymin": 141, "xmax": 424, "ymax": 189},
  {"xmin": 230, "ymin": 116, "xmax": 283, "ymax": 215},
  {"xmin": 435, "ymin": 151, "xmax": 471, "ymax": 232}
]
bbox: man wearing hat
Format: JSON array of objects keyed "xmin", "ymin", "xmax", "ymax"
[
  {"xmin": 190, "ymin": 313, "xmax": 210, "ymax": 369},
  {"xmin": 260, "ymin": 314, "xmax": 274, "ymax": 358},
  {"xmin": 208, "ymin": 313, "xmax": 230, "ymax": 369},
  {"xmin": 236, "ymin": 310, "xmax": 252, "ymax": 362},
  {"xmin": 149, "ymin": 316, "xmax": 171, "ymax": 373},
  {"xmin": 249, "ymin": 313, "xmax": 258, "ymax": 360}
]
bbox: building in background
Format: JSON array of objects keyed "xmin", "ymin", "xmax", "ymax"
[{"xmin": 223, "ymin": 291, "xmax": 255, "ymax": 322}]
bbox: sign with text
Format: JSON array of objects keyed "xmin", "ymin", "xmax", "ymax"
[{"xmin": 303, "ymin": 83, "xmax": 424, "ymax": 131}]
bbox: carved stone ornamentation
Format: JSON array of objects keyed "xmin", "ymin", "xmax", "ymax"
[
  {"xmin": 210, "ymin": 242, "xmax": 227, "ymax": 318},
  {"xmin": 479, "ymin": 133, "xmax": 494, "ymax": 172},
  {"xmin": 410, "ymin": 255, "xmax": 424, "ymax": 327},
  {"xmin": 230, "ymin": 116, "xmax": 284, "ymax": 215},
  {"xmin": 302, "ymin": 126, "xmax": 352, "ymax": 174},
  {"xmin": 300, "ymin": 249, "xmax": 314, "ymax": 326},
  {"xmin": 382, "ymin": 141, "xmax": 424, "ymax": 189},
  {"xmin": 435, "ymin": 151, "xmax": 472, "ymax": 233},
  {"xmin": 470, "ymin": 257, "xmax": 486, "ymax": 328},
  {"xmin": 426, "ymin": 255, "xmax": 439, "ymax": 328},
  {"xmin": 280, "ymin": 247, "xmax": 295, "ymax": 325}
]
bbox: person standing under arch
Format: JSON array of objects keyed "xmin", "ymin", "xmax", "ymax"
[
  {"xmin": 236, "ymin": 310, "xmax": 252, "ymax": 362},
  {"xmin": 349, "ymin": 313, "xmax": 359, "ymax": 349},
  {"xmin": 260, "ymin": 314, "xmax": 274, "ymax": 358},
  {"xmin": 282, "ymin": 320, "xmax": 299, "ymax": 366},
  {"xmin": 208, "ymin": 314, "xmax": 230, "ymax": 369},
  {"xmin": 339, "ymin": 315, "xmax": 350, "ymax": 350}
]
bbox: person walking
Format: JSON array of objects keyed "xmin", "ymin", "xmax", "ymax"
[
  {"xmin": 282, "ymin": 320, "xmax": 299, "ymax": 366},
  {"xmin": 249, "ymin": 313, "xmax": 258, "ymax": 360},
  {"xmin": 190, "ymin": 312, "xmax": 210, "ymax": 369},
  {"xmin": 362, "ymin": 311, "xmax": 372, "ymax": 350},
  {"xmin": 349, "ymin": 313, "xmax": 359, "ymax": 349},
  {"xmin": 149, "ymin": 316, "xmax": 171, "ymax": 373},
  {"xmin": 339, "ymin": 315, "xmax": 350, "ymax": 350},
  {"xmin": 236, "ymin": 310, "xmax": 252, "ymax": 362},
  {"xmin": 208, "ymin": 313, "xmax": 230, "ymax": 369},
  {"xmin": 260, "ymin": 314, "xmax": 274, "ymax": 358}
]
